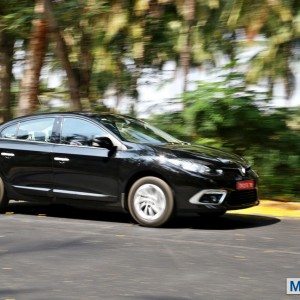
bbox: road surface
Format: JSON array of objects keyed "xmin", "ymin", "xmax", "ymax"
[{"xmin": 0, "ymin": 202, "xmax": 299, "ymax": 300}]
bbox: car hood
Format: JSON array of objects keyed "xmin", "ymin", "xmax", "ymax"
[{"xmin": 152, "ymin": 143, "xmax": 247, "ymax": 168}]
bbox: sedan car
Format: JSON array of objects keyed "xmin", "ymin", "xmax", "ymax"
[{"xmin": 0, "ymin": 112, "xmax": 259, "ymax": 227}]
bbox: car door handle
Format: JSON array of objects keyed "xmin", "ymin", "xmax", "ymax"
[
  {"xmin": 1, "ymin": 152, "xmax": 15, "ymax": 157},
  {"xmin": 54, "ymin": 157, "xmax": 70, "ymax": 162}
]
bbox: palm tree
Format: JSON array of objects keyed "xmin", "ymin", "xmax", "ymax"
[
  {"xmin": 18, "ymin": 0, "xmax": 48, "ymax": 116},
  {"xmin": 179, "ymin": 0, "xmax": 196, "ymax": 93},
  {"xmin": 44, "ymin": 0, "xmax": 82, "ymax": 111},
  {"xmin": 0, "ymin": 30, "xmax": 14, "ymax": 121}
]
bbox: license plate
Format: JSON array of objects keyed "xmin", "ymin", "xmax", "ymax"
[{"xmin": 236, "ymin": 180, "xmax": 255, "ymax": 190}]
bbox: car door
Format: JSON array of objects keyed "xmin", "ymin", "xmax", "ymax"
[
  {"xmin": 52, "ymin": 116, "xmax": 119, "ymax": 203},
  {"xmin": 0, "ymin": 117, "xmax": 56, "ymax": 198}
]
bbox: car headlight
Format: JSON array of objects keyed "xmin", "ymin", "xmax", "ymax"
[
  {"xmin": 158, "ymin": 156, "xmax": 224, "ymax": 175},
  {"xmin": 168, "ymin": 159, "xmax": 210, "ymax": 174}
]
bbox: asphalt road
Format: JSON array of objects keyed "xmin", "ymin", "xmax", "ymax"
[{"xmin": 0, "ymin": 203, "xmax": 299, "ymax": 300}]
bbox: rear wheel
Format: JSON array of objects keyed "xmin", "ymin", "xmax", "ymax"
[
  {"xmin": 0, "ymin": 178, "xmax": 9, "ymax": 214},
  {"xmin": 128, "ymin": 176, "xmax": 174, "ymax": 227}
]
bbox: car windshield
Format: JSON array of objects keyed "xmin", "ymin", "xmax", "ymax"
[{"xmin": 94, "ymin": 115, "xmax": 182, "ymax": 145}]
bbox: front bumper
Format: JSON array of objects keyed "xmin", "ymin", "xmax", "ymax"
[
  {"xmin": 167, "ymin": 164, "xmax": 259, "ymax": 213},
  {"xmin": 178, "ymin": 188, "xmax": 259, "ymax": 213},
  {"xmin": 189, "ymin": 188, "xmax": 259, "ymax": 208}
]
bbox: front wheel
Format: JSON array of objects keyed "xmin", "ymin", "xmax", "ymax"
[
  {"xmin": 128, "ymin": 176, "xmax": 174, "ymax": 227},
  {"xmin": 0, "ymin": 178, "xmax": 9, "ymax": 214}
]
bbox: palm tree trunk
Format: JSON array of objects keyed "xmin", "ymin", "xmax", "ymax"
[
  {"xmin": 80, "ymin": 31, "xmax": 93, "ymax": 101},
  {"xmin": 44, "ymin": 0, "xmax": 82, "ymax": 111},
  {"xmin": 180, "ymin": 0, "xmax": 196, "ymax": 93},
  {"xmin": 0, "ymin": 31, "xmax": 14, "ymax": 122},
  {"xmin": 129, "ymin": 62, "xmax": 141, "ymax": 117},
  {"xmin": 283, "ymin": 44, "xmax": 294, "ymax": 104},
  {"xmin": 18, "ymin": 0, "xmax": 48, "ymax": 116}
]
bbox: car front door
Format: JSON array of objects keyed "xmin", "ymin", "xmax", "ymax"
[
  {"xmin": 52, "ymin": 116, "xmax": 120, "ymax": 203},
  {"xmin": 0, "ymin": 117, "xmax": 56, "ymax": 198}
]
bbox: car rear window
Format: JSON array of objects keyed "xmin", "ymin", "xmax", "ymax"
[
  {"xmin": 16, "ymin": 118, "xmax": 55, "ymax": 142},
  {"xmin": 0, "ymin": 124, "xmax": 18, "ymax": 139}
]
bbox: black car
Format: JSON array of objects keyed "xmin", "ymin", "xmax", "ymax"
[{"xmin": 0, "ymin": 112, "xmax": 259, "ymax": 227}]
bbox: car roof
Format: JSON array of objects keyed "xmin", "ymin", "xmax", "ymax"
[{"xmin": 0, "ymin": 112, "xmax": 135, "ymax": 127}]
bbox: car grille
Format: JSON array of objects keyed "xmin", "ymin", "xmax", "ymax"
[{"xmin": 226, "ymin": 189, "xmax": 258, "ymax": 206}]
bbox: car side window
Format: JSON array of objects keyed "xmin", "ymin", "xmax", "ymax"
[
  {"xmin": 16, "ymin": 118, "xmax": 55, "ymax": 142},
  {"xmin": 0, "ymin": 124, "xmax": 18, "ymax": 139},
  {"xmin": 61, "ymin": 118, "xmax": 107, "ymax": 147}
]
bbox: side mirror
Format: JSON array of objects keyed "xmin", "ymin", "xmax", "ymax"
[{"xmin": 93, "ymin": 136, "xmax": 116, "ymax": 150}]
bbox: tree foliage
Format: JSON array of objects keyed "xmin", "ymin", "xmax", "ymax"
[
  {"xmin": 0, "ymin": 0, "xmax": 299, "ymax": 199},
  {"xmin": 0, "ymin": 0, "xmax": 299, "ymax": 117}
]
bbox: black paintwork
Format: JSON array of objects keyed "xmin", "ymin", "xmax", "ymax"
[{"xmin": 0, "ymin": 112, "xmax": 259, "ymax": 214}]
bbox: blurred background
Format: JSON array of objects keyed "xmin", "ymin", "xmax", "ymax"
[{"xmin": 0, "ymin": 0, "xmax": 299, "ymax": 200}]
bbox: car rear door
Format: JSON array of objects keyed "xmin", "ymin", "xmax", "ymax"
[
  {"xmin": 52, "ymin": 116, "xmax": 119, "ymax": 203},
  {"xmin": 0, "ymin": 117, "xmax": 57, "ymax": 198}
]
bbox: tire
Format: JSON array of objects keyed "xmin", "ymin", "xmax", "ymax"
[
  {"xmin": 0, "ymin": 178, "xmax": 9, "ymax": 214},
  {"xmin": 128, "ymin": 176, "xmax": 174, "ymax": 227}
]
